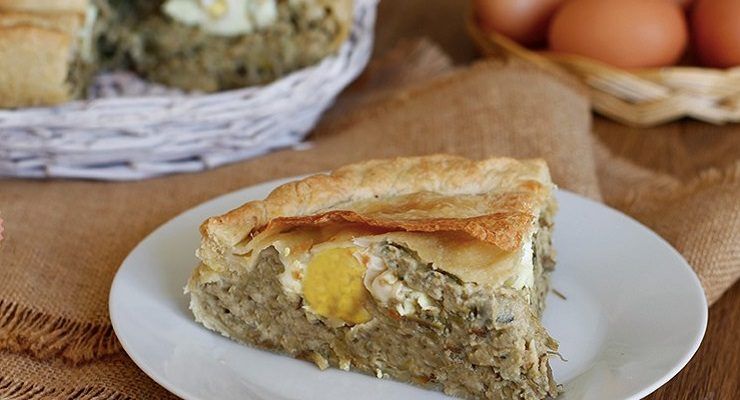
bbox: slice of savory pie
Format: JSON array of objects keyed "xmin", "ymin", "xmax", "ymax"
[
  {"xmin": 187, "ymin": 155, "xmax": 560, "ymax": 400},
  {"xmin": 0, "ymin": 0, "xmax": 99, "ymax": 107}
]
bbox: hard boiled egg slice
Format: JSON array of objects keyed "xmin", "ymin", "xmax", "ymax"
[{"xmin": 162, "ymin": 0, "xmax": 278, "ymax": 36}]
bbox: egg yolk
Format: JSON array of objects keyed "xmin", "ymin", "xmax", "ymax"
[
  {"xmin": 202, "ymin": 0, "xmax": 228, "ymax": 18},
  {"xmin": 303, "ymin": 248, "xmax": 372, "ymax": 325}
]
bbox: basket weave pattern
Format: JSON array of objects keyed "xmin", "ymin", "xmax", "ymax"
[
  {"xmin": 0, "ymin": 0, "xmax": 377, "ymax": 180},
  {"xmin": 467, "ymin": 14, "xmax": 740, "ymax": 128}
]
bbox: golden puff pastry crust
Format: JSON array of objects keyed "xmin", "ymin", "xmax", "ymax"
[
  {"xmin": 0, "ymin": 0, "xmax": 88, "ymax": 13},
  {"xmin": 0, "ymin": 3, "xmax": 86, "ymax": 107},
  {"xmin": 200, "ymin": 154, "xmax": 555, "ymax": 254}
]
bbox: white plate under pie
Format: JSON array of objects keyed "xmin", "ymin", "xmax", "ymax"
[{"xmin": 110, "ymin": 176, "xmax": 708, "ymax": 400}]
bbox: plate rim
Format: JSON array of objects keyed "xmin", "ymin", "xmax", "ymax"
[
  {"xmin": 555, "ymin": 191, "xmax": 708, "ymax": 399},
  {"xmin": 110, "ymin": 177, "xmax": 708, "ymax": 400}
]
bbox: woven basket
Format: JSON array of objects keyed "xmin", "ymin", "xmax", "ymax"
[
  {"xmin": 0, "ymin": 0, "xmax": 377, "ymax": 181},
  {"xmin": 466, "ymin": 11, "xmax": 740, "ymax": 128}
]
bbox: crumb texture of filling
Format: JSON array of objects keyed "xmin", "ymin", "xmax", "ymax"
[
  {"xmin": 190, "ymin": 214, "xmax": 559, "ymax": 400},
  {"xmin": 95, "ymin": 0, "xmax": 350, "ymax": 91}
]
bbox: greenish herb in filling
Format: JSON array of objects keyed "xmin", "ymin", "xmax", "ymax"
[{"xmin": 88, "ymin": 0, "xmax": 346, "ymax": 92}]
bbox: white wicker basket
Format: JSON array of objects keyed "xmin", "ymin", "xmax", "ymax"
[{"xmin": 0, "ymin": 0, "xmax": 377, "ymax": 180}]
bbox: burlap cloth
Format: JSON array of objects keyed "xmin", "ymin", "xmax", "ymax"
[{"xmin": 0, "ymin": 40, "xmax": 738, "ymax": 399}]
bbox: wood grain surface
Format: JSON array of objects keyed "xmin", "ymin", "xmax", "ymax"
[{"xmin": 374, "ymin": 1, "xmax": 740, "ymax": 399}]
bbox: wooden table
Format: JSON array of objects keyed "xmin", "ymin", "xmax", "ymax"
[{"xmin": 375, "ymin": 1, "xmax": 740, "ymax": 398}]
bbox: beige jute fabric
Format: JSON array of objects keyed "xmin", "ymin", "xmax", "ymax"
[{"xmin": 0, "ymin": 40, "xmax": 738, "ymax": 399}]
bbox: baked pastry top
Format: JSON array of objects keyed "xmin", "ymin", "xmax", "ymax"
[
  {"xmin": 196, "ymin": 154, "xmax": 554, "ymax": 289},
  {"xmin": 0, "ymin": 0, "xmax": 88, "ymax": 13},
  {"xmin": 201, "ymin": 155, "xmax": 552, "ymax": 250},
  {"xmin": 0, "ymin": 1, "xmax": 93, "ymax": 107}
]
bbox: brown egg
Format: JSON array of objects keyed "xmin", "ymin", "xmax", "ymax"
[
  {"xmin": 692, "ymin": 0, "xmax": 740, "ymax": 68},
  {"xmin": 474, "ymin": 0, "xmax": 565, "ymax": 47},
  {"xmin": 548, "ymin": 0, "xmax": 688, "ymax": 68},
  {"xmin": 672, "ymin": 0, "xmax": 694, "ymax": 8}
]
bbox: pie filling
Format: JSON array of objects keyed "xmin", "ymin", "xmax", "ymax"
[
  {"xmin": 238, "ymin": 223, "xmax": 541, "ymax": 326},
  {"xmin": 63, "ymin": 0, "xmax": 347, "ymax": 95},
  {"xmin": 189, "ymin": 218, "xmax": 558, "ymax": 399}
]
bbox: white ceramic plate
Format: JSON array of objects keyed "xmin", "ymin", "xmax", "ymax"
[{"xmin": 110, "ymin": 177, "xmax": 708, "ymax": 400}]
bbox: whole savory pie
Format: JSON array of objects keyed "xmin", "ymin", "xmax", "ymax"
[
  {"xmin": 0, "ymin": 0, "xmax": 353, "ymax": 107},
  {"xmin": 187, "ymin": 155, "xmax": 560, "ymax": 400}
]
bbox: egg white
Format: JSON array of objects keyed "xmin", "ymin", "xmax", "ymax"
[{"xmin": 163, "ymin": 0, "xmax": 278, "ymax": 36}]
